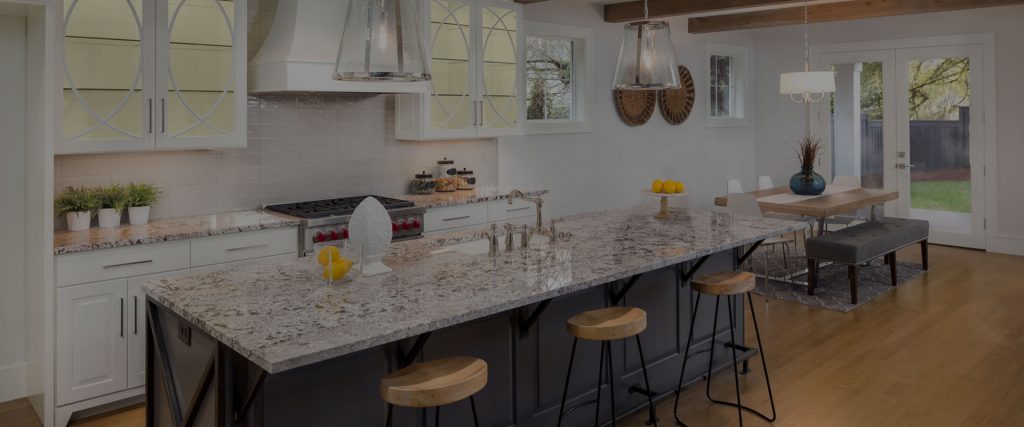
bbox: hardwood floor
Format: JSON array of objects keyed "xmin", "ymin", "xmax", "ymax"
[{"xmin": 3, "ymin": 245, "xmax": 1022, "ymax": 426}]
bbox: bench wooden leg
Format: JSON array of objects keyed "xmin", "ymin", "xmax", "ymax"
[
  {"xmin": 848, "ymin": 265, "xmax": 858, "ymax": 305},
  {"xmin": 888, "ymin": 253, "xmax": 898, "ymax": 287},
  {"xmin": 807, "ymin": 259, "xmax": 817, "ymax": 296},
  {"xmin": 920, "ymin": 240, "xmax": 929, "ymax": 271}
]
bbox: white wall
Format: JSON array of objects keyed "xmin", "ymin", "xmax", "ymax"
[
  {"xmin": 0, "ymin": 14, "xmax": 28, "ymax": 404},
  {"xmin": 500, "ymin": 0, "xmax": 759, "ymax": 218},
  {"xmin": 749, "ymin": 5, "xmax": 1024, "ymax": 255}
]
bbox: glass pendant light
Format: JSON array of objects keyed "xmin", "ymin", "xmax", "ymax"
[
  {"xmin": 335, "ymin": 0, "xmax": 430, "ymax": 81},
  {"xmin": 780, "ymin": 2, "xmax": 835, "ymax": 103},
  {"xmin": 612, "ymin": 0, "xmax": 680, "ymax": 90}
]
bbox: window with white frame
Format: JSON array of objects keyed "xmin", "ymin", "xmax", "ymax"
[
  {"xmin": 523, "ymin": 22, "xmax": 592, "ymax": 134},
  {"xmin": 706, "ymin": 43, "xmax": 749, "ymax": 127}
]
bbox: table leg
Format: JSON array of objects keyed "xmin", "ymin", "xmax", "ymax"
[
  {"xmin": 870, "ymin": 204, "xmax": 877, "ymax": 221},
  {"xmin": 817, "ymin": 217, "xmax": 826, "ymax": 236}
]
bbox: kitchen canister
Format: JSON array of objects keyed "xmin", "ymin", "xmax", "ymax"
[
  {"xmin": 436, "ymin": 157, "xmax": 457, "ymax": 179},
  {"xmin": 411, "ymin": 171, "xmax": 436, "ymax": 194},
  {"xmin": 456, "ymin": 168, "xmax": 476, "ymax": 190}
]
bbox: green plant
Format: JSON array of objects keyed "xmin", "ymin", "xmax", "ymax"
[
  {"xmin": 126, "ymin": 182, "xmax": 160, "ymax": 207},
  {"xmin": 54, "ymin": 186, "xmax": 99, "ymax": 215},
  {"xmin": 95, "ymin": 184, "xmax": 130, "ymax": 212},
  {"xmin": 794, "ymin": 134, "xmax": 825, "ymax": 170}
]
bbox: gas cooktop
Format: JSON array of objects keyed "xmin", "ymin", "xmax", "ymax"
[{"xmin": 264, "ymin": 195, "xmax": 415, "ymax": 219}]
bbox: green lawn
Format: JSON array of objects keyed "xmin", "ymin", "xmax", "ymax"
[{"xmin": 911, "ymin": 180, "xmax": 970, "ymax": 213}]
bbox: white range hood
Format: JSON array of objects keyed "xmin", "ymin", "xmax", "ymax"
[{"xmin": 248, "ymin": 0, "xmax": 430, "ymax": 93}]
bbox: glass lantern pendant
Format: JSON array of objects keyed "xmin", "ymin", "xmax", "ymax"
[
  {"xmin": 612, "ymin": 0, "xmax": 680, "ymax": 90},
  {"xmin": 335, "ymin": 0, "xmax": 431, "ymax": 81}
]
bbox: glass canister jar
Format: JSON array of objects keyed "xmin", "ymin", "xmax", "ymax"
[
  {"xmin": 456, "ymin": 168, "xmax": 476, "ymax": 190},
  {"xmin": 436, "ymin": 157, "xmax": 457, "ymax": 179},
  {"xmin": 410, "ymin": 171, "xmax": 436, "ymax": 194},
  {"xmin": 435, "ymin": 177, "xmax": 458, "ymax": 192}
]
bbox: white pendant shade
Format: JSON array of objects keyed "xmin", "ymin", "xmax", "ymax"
[
  {"xmin": 335, "ymin": 0, "xmax": 431, "ymax": 82},
  {"xmin": 612, "ymin": 21, "xmax": 680, "ymax": 90},
  {"xmin": 780, "ymin": 71, "xmax": 836, "ymax": 95}
]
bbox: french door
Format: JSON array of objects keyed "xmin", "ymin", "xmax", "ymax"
[{"xmin": 819, "ymin": 42, "xmax": 987, "ymax": 249}]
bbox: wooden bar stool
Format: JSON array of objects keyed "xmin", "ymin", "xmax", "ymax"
[
  {"xmin": 672, "ymin": 271, "xmax": 776, "ymax": 427},
  {"xmin": 381, "ymin": 356, "xmax": 487, "ymax": 426},
  {"xmin": 557, "ymin": 306, "xmax": 658, "ymax": 426}
]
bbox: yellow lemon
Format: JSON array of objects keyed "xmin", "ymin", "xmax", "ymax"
[
  {"xmin": 322, "ymin": 258, "xmax": 352, "ymax": 281},
  {"xmin": 664, "ymin": 181, "xmax": 677, "ymax": 194},
  {"xmin": 317, "ymin": 245, "xmax": 342, "ymax": 266},
  {"xmin": 677, "ymin": 182, "xmax": 686, "ymax": 193},
  {"xmin": 651, "ymin": 179, "xmax": 664, "ymax": 193}
]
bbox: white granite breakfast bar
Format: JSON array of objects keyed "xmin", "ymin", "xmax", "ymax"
[{"xmin": 142, "ymin": 206, "xmax": 805, "ymax": 427}]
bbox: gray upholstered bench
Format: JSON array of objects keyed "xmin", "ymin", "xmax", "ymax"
[{"xmin": 805, "ymin": 218, "xmax": 929, "ymax": 304}]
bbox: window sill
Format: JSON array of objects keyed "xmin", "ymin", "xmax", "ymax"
[
  {"xmin": 524, "ymin": 120, "xmax": 593, "ymax": 135},
  {"xmin": 706, "ymin": 117, "xmax": 749, "ymax": 128}
]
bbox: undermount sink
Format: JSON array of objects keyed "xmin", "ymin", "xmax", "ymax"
[{"xmin": 430, "ymin": 232, "xmax": 563, "ymax": 256}]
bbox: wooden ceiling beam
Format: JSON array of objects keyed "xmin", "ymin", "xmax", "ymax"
[
  {"xmin": 688, "ymin": 0, "xmax": 1024, "ymax": 33},
  {"xmin": 604, "ymin": 0, "xmax": 806, "ymax": 23}
]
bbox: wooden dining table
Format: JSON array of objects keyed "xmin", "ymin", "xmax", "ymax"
[{"xmin": 714, "ymin": 186, "xmax": 900, "ymax": 235}]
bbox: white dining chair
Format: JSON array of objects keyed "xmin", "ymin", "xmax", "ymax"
[
  {"xmin": 826, "ymin": 175, "xmax": 872, "ymax": 231},
  {"xmin": 726, "ymin": 193, "xmax": 795, "ymax": 276},
  {"xmin": 727, "ymin": 179, "xmax": 744, "ymax": 194},
  {"xmin": 758, "ymin": 176, "xmax": 774, "ymax": 191}
]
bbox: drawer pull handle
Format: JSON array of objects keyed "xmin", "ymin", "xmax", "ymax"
[
  {"xmin": 443, "ymin": 215, "xmax": 471, "ymax": 222},
  {"xmin": 103, "ymin": 260, "xmax": 153, "ymax": 269},
  {"xmin": 226, "ymin": 243, "xmax": 268, "ymax": 252},
  {"xmin": 506, "ymin": 207, "xmax": 531, "ymax": 213}
]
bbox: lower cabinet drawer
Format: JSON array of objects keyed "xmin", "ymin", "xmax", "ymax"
[
  {"xmin": 423, "ymin": 203, "xmax": 488, "ymax": 232},
  {"xmin": 190, "ymin": 228, "xmax": 298, "ymax": 268},
  {"xmin": 56, "ymin": 241, "xmax": 190, "ymax": 288},
  {"xmin": 189, "ymin": 253, "xmax": 297, "ymax": 275},
  {"xmin": 487, "ymin": 198, "xmax": 536, "ymax": 223}
]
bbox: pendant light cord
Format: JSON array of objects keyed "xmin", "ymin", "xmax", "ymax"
[
  {"xmin": 803, "ymin": 1, "xmax": 810, "ymax": 72},
  {"xmin": 643, "ymin": 0, "xmax": 649, "ymax": 19}
]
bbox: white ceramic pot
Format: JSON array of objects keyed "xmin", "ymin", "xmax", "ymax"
[
  {"xmin": 128, "ymin": 206, "xmax": 151, "ymax": 225},
  {"xmin": 97, "ymin": 208, "xmax": 121, "ymax": 228},
  {"xmin": 66, "ymin": 211, "xmax": 92, "ymax": 231}
]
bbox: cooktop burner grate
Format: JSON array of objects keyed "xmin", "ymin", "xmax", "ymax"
[{"xmin": 265, "ymin": 196, "xmax": 415, "ymax": 219}]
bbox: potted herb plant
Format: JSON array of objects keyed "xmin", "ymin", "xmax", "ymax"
[
  {"xmin": 790, "ymin": 135, "xmax": 827, "ymax": 195},
  {"xmin": 54, "ymin": 186, "xmax": 98, "ymax": 231},
  {"xmin": 126, "ymin": 182, "xmax": 160, "ymax": 225},
  {"xmin": 95, "ymin": 184, "xmax": 129, "ymax": 228}
]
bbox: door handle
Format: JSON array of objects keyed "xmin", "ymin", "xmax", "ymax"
[
  {"xmin": 896, "ymin": 163, "xmax": 916, "ymax": 170},
  {"xmin": 120, "ymin": 298, "xmax": 124, "ymax": 337}
]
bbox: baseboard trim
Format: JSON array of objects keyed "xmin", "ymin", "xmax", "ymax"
[
  {"xmin": 0, "ymin": 362, "xmax": 28, "ymax": 404},
  {"xmin": 989, "ymin": 235, "xmax": 1024, "ymax": 256}
]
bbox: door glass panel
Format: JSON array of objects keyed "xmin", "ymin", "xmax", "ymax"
[
  {"xmin": 166, "ymin": 0, "xmax": 236, "ymax": 139},
  {"xmin": 829, "ymin": 61, "xmax": 884, "ymax": 189},
  {"xmin": 480, "ymin": 4, "xmax": 517, "ymax": 129},
  {"xmin": 430, "ymin": 0, "xmax": 473, "ymax": 130},
  {"xmin": 63, "ymin": 0, "xmax": 145, "ymax": 142},
  {"xmin": 906, "ymin": 57, "xmax": 971, "ymax": 233}
]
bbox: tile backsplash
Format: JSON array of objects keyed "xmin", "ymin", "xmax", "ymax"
[{"xmin": 55, "ymin": 94, "xmax": 497, "ymax": 222}]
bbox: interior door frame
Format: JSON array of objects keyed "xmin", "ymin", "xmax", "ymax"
[
  {"xmin": 812, "ymin": 34, "xmax": 997, "ymax": 250},
  {"xmin": 895, "ymin": 44, "xmax": 986, "ymax": 248}
]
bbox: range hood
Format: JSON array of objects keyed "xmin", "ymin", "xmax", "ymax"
[{"xmin": 248, "ymin": 0, "xmax": 430, "ymax": 93}]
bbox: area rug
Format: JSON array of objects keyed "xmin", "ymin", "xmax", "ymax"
[{"xmin": 746, "ymin": 245, "xmax": 926, "ymax": 312}]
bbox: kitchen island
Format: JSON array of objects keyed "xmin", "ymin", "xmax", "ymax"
[{"xmin": 143, "ymin": 206, "xmax": 805, "ymax": 426}]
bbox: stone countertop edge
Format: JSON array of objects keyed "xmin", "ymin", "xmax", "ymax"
[
  {"xmin": 398, "ymin": 187, "xmax": 549, "ymax": 209},
  {"xmin": 53, "ymin": 210, "xmax": 301, "ymax": 255},
  {"xmin": 143, "ymin": 206, "xmax": 807, "ymax": 374}
]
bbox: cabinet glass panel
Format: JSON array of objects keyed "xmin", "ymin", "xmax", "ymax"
[
  {"xmin": 165, "ymin": 0, "xmax": 236, "ymax": 139},
  {"xmin": 430, "ymin": 0, "xmax": 473, "ymax": 130},
  {"xmin": 63, "ymin": 0, "xmax": 146, "ymax": 143},
  {"xmin": 480, "ymin": 4, "xmax": 517, "ymax": 129}
]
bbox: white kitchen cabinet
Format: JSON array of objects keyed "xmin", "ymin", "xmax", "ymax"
[
  {"xmin": 126, "ymin": 270, "xmax": 188, "ymax": 389},
  {"xmin": 423, "ymin": 199, "xmax": 535, "ymax": 235},
  {"xmin": 395, "ymin": 0, "xmax": 522, "ymax": 140},
  {"xmin": 56, "ymin": 279, "xmax": 129, "ymax": 406},
  {"xmin": 60, "ymin": 0, "xmax": 246, "ymax": 153}
]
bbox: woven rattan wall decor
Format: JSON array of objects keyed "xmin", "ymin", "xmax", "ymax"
[
  {"xmin": 658, "ymin": 66, "xmax": 696, "ymax": 125},
  {"xmin": 614, "ymin": 89, "xmax": 657, "ymax": 126}
]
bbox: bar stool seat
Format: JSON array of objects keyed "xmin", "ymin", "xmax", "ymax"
[
  {"xmin": 566, "ymin": 306, "xmax": 646, "ymax": 341},
  {"xmin": 381, "ymin": 357, "xmax": 487, "ymax": 408},
  {"xmin": 691, "ymin": 271, "xmax": 756, "ymax": 295}
]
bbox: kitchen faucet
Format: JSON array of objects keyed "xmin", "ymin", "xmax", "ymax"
[{"xmin": 508, "ymin": 190, "xmax": 557, "ymax": 242}]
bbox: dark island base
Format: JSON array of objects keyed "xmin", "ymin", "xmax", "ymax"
[{"xmin": 146, "ymin": 250, "xmax": 762, "ymax": 427}]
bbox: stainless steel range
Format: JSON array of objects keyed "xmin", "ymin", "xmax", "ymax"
[{"xmin": 264, "ymin": 195, "xmax": 426, "ymax": 255}]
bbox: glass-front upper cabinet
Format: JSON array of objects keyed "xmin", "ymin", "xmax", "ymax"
[
  {"xmin": 60, "ymin": 0, "xmax": 246, "ymax": 154},
  {"xmin": 396, "ymin": 0, "xmax": 522, "ymax": 140}
]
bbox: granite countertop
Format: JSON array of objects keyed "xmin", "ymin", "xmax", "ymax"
[
  {"xmin": 143, "ymin": 206, "xmax": 807, "ymax": 374},
  {"xmin": 54, "ymin": 210, "xmax": 300, "ymax": 255},
  {"xmin": 399, "ymin": 187, "xmax": 548, "ymax": 209}
]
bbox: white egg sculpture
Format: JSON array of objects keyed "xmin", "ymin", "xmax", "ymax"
[{"xmin": 348, "ymin": 197, "xmax": 393, "ymax": 276}]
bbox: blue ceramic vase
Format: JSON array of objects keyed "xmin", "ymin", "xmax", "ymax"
[{"xmin": 790, "ymin": 167, "xmax": 826, "ymax": 195}]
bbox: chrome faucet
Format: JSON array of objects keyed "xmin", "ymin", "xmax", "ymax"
[
  {"xmin": 509, "ymin": 190, "xmax": 545, "ymax": 232},
  {"xmin": 487, "ymin": 223, "xmax": 499, "ymax": 256}
]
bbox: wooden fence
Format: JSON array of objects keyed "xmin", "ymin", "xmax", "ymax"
[{"xmin": 858, "ymin": 106, "xmax": 970, "ymax": 179}]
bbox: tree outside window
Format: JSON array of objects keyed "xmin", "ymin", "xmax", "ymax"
[{"xmin": 526, "ymin": 36, "xmax": 574, "ymax": 121}]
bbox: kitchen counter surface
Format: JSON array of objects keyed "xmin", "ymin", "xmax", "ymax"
[
  {"xmin": 399, "ymin": 186, "xmax": 548, "ymax": 209},
  {"xmin": 143, "ymin": 205, "xmax": 806, "ymax": 373},
  {"xmin": 54, "ymin": 210, "xmax": 300, "ymax": 255}
]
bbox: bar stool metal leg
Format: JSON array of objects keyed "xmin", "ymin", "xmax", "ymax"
[
  {"xmin": 557, "ymin": 338, "xmax": 579, "ymax": 427},
  {"xmin": 726, "ymin": 297, "xmax": 745, "ymax": 426},
  {"xmin": 594, "ymin": 340, "xmax": 606, "ymax": 427},
  {"xmin": 605, "ymin": 342, "xmax": 617, "ymax": 427},
  {"xmin": 704, "ymin": 297, "xmax": 721, "ymax": 404},
  {"xmin": 635, "ymin": 335, "xmax": 658, "ymax": 426},
  {"xmin": 385, "ymin": 404, "xmax": 393, "ymax": 427},
  {"xmin": 469, "ymin": 395, "xmax": 481, "ymax": 427},
  {"xmin": 672, "ymin": 293, "xmax": 702, "ymax": 427},
  {"xmin": 435, "ymin": 405, "xmax": 440, "ymax": 427},
  {"xmin": 705, "ymin": 295, "xmax": 779, "ymax": 423}
]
